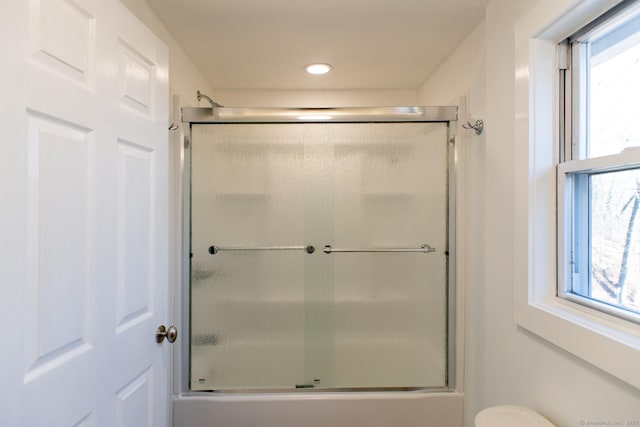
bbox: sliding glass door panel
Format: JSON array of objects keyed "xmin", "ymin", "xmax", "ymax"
[
  {"xmin": 321, "ymin": 123, "xmax": 448, "ymax": 388},
  {"xmin": 190, "ymin": 124, "xmax": 306, "ymax": 390}
]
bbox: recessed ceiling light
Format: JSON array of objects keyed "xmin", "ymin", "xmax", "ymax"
[{"xmin": 305, "ymin": 63, "xmax": 333, "ymax": 75}]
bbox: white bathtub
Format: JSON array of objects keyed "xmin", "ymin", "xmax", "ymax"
[{"xmin": 172, "ymin": 391, "xmax": 464, "ymax": 427}]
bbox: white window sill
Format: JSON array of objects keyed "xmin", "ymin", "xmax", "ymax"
[{"xmin": 514, "ymin": 0, "xmax": 640, "ymax": 390}]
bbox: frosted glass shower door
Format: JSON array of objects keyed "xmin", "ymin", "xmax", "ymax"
[
  {"xmin": 189, "ymin": 121, "xmax": 450, "ymax": 391},
  {"xmin": 318, "ymin": 123, "xmax": 449, "ymax": 389},
  {"xmin": 190, "ymin": 124, "xmax": 308, "ymax": 390}
]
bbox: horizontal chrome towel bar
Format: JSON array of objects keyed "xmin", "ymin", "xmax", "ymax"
[
  {"xmin": 209, "ymin": 245, "xmax": 315, "ymax": 254},
  {"xmin": 322, "ymin": 244, "xmax": 435, "ymax": 254}
]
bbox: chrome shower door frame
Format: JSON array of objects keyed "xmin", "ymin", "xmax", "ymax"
[{"xmin": 179, "ymin": 106, "xmax": 460, "ymax": 394}]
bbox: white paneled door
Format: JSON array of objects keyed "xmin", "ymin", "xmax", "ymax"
[{"xmin": 0, "ymin": 1, "xmax": 171, "ymax": 426}]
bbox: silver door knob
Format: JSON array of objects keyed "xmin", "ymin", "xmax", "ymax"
[{"xmin": 156, "ymin": 325, "xmax": 178, "ymax": 343}]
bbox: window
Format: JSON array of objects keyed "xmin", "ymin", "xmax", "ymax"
[
  {"xmin": 515, "ymin": 0, "xmax": 640, "ymax": 391},
  {"xmin": 559, "ymin": 0, "xmax": 640, "ymax": 323}
]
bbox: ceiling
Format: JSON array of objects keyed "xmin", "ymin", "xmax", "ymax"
[{"xmin": 144, "ymin": 0, "xmax": 488, "ymax": 90}]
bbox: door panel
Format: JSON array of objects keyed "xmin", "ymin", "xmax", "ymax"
[
  {"xmin": 23, "ymin": 112, "xmax": 94, "ymax": 384},
  {"xmin": 0, "ymin": 1, "xmax": 170, "ymax": 426},
  {"xmin": 115, "ymin": 140, "xmax": 155, "ymax": 331},
  {"xmin": 28, "ymin": 0, "xmax": 96, "ymax": 88},
  {"xmin": 328, "ymin": 123, "xmax": 448, "ymax": 388},
  {"xmin": 190, "ymin": 124, "xmax": 307, "ymax": 390}
]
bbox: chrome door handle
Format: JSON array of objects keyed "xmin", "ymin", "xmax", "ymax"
[{"xmin": 156, "ymin": 325, "xmax": 178, "ymax": 343}]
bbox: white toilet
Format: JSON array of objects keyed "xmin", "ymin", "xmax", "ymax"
[{"xmin": 475, "ymin": 406, "xmax": 557, "ymax": 427}]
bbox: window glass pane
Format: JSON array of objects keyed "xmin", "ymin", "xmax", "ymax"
[
  {"xmin": 584, "ymin": 168, "xmax": 640, "ymax": 315},
  {"xmin": 588, "ymin": 14, "xmax": 640, "ymax": 158}
]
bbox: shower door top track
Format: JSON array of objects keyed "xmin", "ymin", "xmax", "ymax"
[{"xmin": 182, "ymin": 106, "xmax": 458, "ymax": 124}]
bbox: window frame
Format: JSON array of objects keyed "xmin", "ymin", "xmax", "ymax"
[
  {"xmin": 557, "ymin": 0, "xmax": 640, "ymax": 323},
  {"xmin": 514, "ymin": 0, "xmax": 640, "ymax": 391}
]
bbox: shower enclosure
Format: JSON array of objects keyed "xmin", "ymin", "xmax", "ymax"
[{"xmin": 183, "ymin": 106, "xmax": 457, "ymax": 392}]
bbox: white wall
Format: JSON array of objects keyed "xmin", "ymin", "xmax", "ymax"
[
  {"xmin": 418, "ymin": 0, "xmax": 640, "ymax": 426},
  {"xmin": 418, "ymin": 22, "xmax": 485, "ymax": 110}
]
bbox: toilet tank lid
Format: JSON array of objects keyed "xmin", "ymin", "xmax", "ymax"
[{"xmin": 475, "ymin": 405, "xmax": 556, "ymax": 427}]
